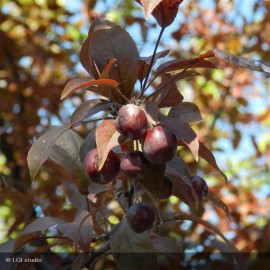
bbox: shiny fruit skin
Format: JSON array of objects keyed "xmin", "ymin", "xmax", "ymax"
[
  {"xmin": 116, "ymin": 104, "xmax": 148, "ymax": 140},
  {"xmin": 191, "ymin": 175, "xmax": 208, "ymax": 201},
  {"xmin": 181, "ymin": 176, "xmax": 208, "ymax": 205},
  {"xmin": 142, "ymin": 125, "xmax": 177, "ymax": 164},
  {"xmin": 126, "ymin": 203, "xmax": 155, "ymax": 233},
  {"xmin": 83, "ymin": 148, "xmax": 120, "ymax": 184},
  {"xmin": 120, "ymin": 151, "xmax": 150, "ymax": 179}
]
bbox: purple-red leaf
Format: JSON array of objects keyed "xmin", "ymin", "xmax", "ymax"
[
  {"xmin": 0, "ymin": 188, "xmax": 33, "ymax": 218},
  {"xmin": 159, "ymin": 115, "xmax": 199, "ymax": 161},
  {"xmin": 165, "ymin": 156, "xmax": 191, "ymax": 185},
  {"xmin": 208, "ymin": 191, "xmax": 231, "ymax": 220},
  {"xmin": 80, "ymin": 18, "xmax": 115, "ymax": 77},
  {"xmin": 110, "ymin": 219, "xmax": 155, "ymax": 252},
  {"xmin": 199, "ymin": 141, "xmax": 228, "ymax": 184},
  {"xmin": 154, "ymin": 74, "xmax": 184, "ymax": 108},
  {"xmin": 96, "ymin": 119, "xmax": 125, "ymax": 170},
  {"xmin": 138, "ymin": 163, "xmax": 166, "ymax": 199},
  {"xmin": 168, "ymin": 102, "xmax": 203, "ymax": 123},
  {"xmin": 89, "ymin": 19, "xmax": 140, "ymax": 102},
  {"xmin": 164, "ymin": 214, "xmax": 238, "ymax": 252},
  {"xmin": 138, "ymin": 49, "xmax": 170, "ymax": 82},
  {"xmin": 151, "ymin": 234, "xmax": 182, "ymax": 253},
  {"xmin": 157, "ymin": 58, "xmax": 217, "ymax": 75},
  {"xmin": 60, "ymin": 78, "xmax": 118, "ymax": 100},
  {"xmin": 143, "ymin": 101, "xmax": 159, "ymax": 126},
  {"xmin": 166, "ymin": 156, "xmax": 199, "ymax": 208},
  {"xmin": 18, "ymin": 216, "xmax": 65, "ymax": 247},
  {"xmin": 57, "ymin": 210, "xmax": 93, "ymax": 252},
  {"xmin": 27, "ymin": 125, "xmax": 70, "ymax": 180},
  {"xmin": 213, "ymin": 49, "xmax": 270, "ymax": 77},
  {"xmin": 70, "ymin": 99, "xmax": 112, "ymax": 127},
  {"xmin": 136, "ymin": 0, "xmax": 184, "ymax": 27}
]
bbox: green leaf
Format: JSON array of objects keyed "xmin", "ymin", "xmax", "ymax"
[{"xmin": 27, "ymin": 125, "xmax": 70, "ymax": 180}]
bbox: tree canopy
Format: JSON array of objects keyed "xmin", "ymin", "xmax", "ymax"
[{"xmin": 0, "ymin": 0, "xmax": 269, "ymax": 269}]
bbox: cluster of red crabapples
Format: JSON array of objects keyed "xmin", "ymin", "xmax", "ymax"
[{"xmin": 83, "ymin": 104, "xmax": 208, "ymax": 233}]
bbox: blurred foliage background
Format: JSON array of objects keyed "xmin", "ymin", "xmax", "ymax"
[{"xmin": 0, "ymin": 0, "xmax": 269, "ymax": 266}]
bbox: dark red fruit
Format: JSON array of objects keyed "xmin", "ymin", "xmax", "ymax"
[
  {"xmin": 142, "ymin": 125, "xmax": 177, "ymax": 164},
  {"xmin": 116, "ymin": 104, "xmax": 148, "ymax": 140},
  {"xmin": 120, "ymin": 151, "xmax": 150, "ymax": 179},
  {"xmin": 83, "ymin": 148, "xmax": 120, "ymax": 185},
  {"xmin": 191, "ymin": 175, "xmax": 208, "ymax": 201},
  {"xmin": 126, "ymin": 203, "xmax": 155, "ymax": 233},
  {"xmin": 160, "ymin": 176, "xmax": 174, "ymax": 199},
  {"xmin": 180, "ymin": 177, "xmax": 208, "ymax": 205}
]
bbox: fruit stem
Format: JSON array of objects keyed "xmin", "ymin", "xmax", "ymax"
[
  {"xmin": 138, "ymin": 27, "xmax": 165, "ymax": 99},
  {"xmin": 115, "ymin": 87, "xmax": 130, "ymax": 104},
  {"xmin": 128, "ymin": 185, "xmax": 135, "ymax": 207}
]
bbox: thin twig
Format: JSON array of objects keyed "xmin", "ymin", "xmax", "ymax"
[{"xmin": 138, "ymin": 27, "xmax": 165, "ymax": 99}]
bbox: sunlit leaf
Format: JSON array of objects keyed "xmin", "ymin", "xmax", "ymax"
[
  {"xmin": 136, "ymin": 0, "xmax": 184, "ymax": 27},
  {"xmin": 135, "ymin": 0, "xmax": 162, "ymax": 20},
  {"xmin": 60, "ymin": 78, "xmax": 118, "ymax": 100},
  {"xmin": 89, "ymin": 19, "xmax": 140, "ymax": 102},
  {"xmin": 96, "ymin": 119, "xmax": 125, "ymax": 170}
]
